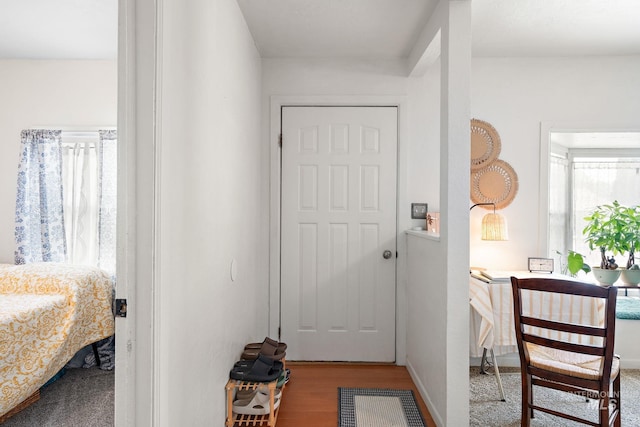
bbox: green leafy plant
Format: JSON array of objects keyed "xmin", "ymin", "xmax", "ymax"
[
  {"xmin": 582, "ymin": 200, "xmax": 640, "ymax": 269},
  {"xmin": 555, "ymin": 250, "xmax": 591, "ymax": 277},
  {"xmin": 612, "ymin": 203, "xmax": 640, "ymax": 268}
]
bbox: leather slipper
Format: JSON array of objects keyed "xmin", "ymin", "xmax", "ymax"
[
  {"xmin": 244, "ymin": 337, "xmax": 287, "ymax": 352},
  {"xmin": 241, "ymin": 339, "xmax": 286, "ymax": 361},
  {"xmin": 229, "ymin": 354, "xmax": 283, "ymax": 382}
]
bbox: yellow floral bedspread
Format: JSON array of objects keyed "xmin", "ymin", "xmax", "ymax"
[{"xmin": 0, "ymin": 263, "xmax": 114, "ymax": 418}]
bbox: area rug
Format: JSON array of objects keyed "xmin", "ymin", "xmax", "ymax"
[
  {"xmin": 338, "ymin": 388, "xmax": 426, "ymax": 427},
  {"xmin": 470, "ymin": 367, "xmax": 640, "ymax": 426}
]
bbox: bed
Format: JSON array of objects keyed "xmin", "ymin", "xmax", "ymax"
[{"xmin": 0, "ymin": 262, "xmax": 115, "ymax": 419}]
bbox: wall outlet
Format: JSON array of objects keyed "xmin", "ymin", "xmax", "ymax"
[{"xmin": 411, "ymin": 203, "xmax": 428, "ymax": 219}]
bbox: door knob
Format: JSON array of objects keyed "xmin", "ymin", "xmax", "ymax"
[{"xmin": 383, "ymin": 250, "xmax": 393, "ymax": 259}]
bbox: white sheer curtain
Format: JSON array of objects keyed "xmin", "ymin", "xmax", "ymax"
[
  {"xmin": 60, "ymin": 130, "xmax": 117, "ymax": 276},
  {"xmin": 98, "ymin": 130, "xmax": 117, "ymax": 276},
  {"xmin": 548, "ymin": 153, "xmax": 569, "ymax": 260},
  {"xmin": 572, "ymin": 159, "xmax": 640, "ymax": 266},
  {"xmin": 62, "ymin": 134, "xmax": 100, "ymax": 267},
  {"xmin": 549, "ymin": 152, "xmax": 640, "ymax": 268}
]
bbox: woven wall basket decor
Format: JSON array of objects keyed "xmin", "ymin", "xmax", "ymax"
[
  {"xmin": 470, "ymin": 119, "xmax": 501, "ymax": 171},
  {"xmin": 470, "ymin": 159, "xmax": 519, "ymax": 210}
]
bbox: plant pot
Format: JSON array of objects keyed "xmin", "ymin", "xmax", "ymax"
[
  {"xmin": 620, "ymin": 268, "xmax": 640, "ymax": 286},
  {"xmin": 591, "ymin": 267, "xmax": 621, "ymax": 286}
]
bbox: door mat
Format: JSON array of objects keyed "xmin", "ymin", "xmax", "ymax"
[{"xmin": 338, "ymin": 388, "xmax": 426, "ymax": 427}]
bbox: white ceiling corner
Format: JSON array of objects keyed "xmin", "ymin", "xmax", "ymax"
[
  {"xmin": 236, "ymin": 0, "xmax": 438, "ymax": 59},
  {"xmin": 472, "ymin": 0, "xmax": 640, "ymax": 57},
  {"xmin": 0, "ymin": 0, "xmax": 639, "ymax": 60}
]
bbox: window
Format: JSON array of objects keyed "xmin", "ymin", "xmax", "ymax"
[
  {"xmin": 548, "ymin": 132, "xmax": 640, "ymax": 267},
  {"xmin": 14, "ymin": 129, "xmax": 117, "ymax": 275}
]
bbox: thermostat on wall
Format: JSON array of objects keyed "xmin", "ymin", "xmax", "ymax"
[{"xmin": 411, "ymin": 203, "xmax": 428, "ymax": 219}]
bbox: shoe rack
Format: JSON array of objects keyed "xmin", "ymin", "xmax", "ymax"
[{"xmin": 225, "ymin": 378, "xmax": 283, "ymax": 427}]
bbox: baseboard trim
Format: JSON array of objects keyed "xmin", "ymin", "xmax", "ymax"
[{"xmin": 406, "ymin": 357, "xmax": 444, "ymax": 427}]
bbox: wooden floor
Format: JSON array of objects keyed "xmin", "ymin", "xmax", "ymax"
[{"xmin": 275, "ymin": 363, "xmax": 436, "ymax": 427}]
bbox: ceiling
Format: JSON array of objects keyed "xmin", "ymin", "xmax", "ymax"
[
  {"xmin": 236, "ymin": 0, "xmax": 438, "ymax": 58},
  {"xmin": 239, "ymin": 0, "xmax": 640, "ymax": 58},
  {"xmin": 1, "ymin": 0, "xmax": 640, "ymax": 60},
  {"xmin": 0, "ymin": 0, "xmax": 117, "ymax": 60}
]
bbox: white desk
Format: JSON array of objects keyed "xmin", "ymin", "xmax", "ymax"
[{"xmin": 469, "ymin": 273, "xmax": 605, "ymax": 358}]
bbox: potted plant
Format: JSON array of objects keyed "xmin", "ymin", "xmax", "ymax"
[
  {"xmin": 614, "ymin": 203, "xmax": 640, "ymax": 285},
  {"xmin": 582, "ymin": 200, "xmax": 640, "ymax": 285},
  {"xmin": 582, "ymin": 202, "xmax": 622, "ymax": 285},
  {"xmin": 555, "ymin": 250, "xmax": 591, "ymax": 277}
]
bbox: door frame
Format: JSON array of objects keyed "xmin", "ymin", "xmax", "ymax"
[
  {"xmin": 269, "ymin": 96, "xmax": 410, "ymax": 365},
  {"xmin": 115, "ymin": 0, "xmax": 159, "ymax": 425}
]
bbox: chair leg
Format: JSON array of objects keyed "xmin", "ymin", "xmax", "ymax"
[
  {"xmin": 613, "ymin": 375, "xmax": 621, "ymax": 427},
  {"xmin": 529, "ymin": 377, "xmax": 534, "ymax": 420},
  {"xmin": 600, "ymin": 392, "xmax": 609, "ymax": 427},
  {"xmin": 521, "ymin": 371, "xmax": 532, "ymax": 426}
]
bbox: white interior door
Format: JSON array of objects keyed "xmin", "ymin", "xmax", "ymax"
[{"xmin": 280, "ymin": 106, "xmax": 398, "ymax": 362}]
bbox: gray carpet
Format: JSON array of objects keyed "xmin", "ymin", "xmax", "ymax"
[
  {"xmin": 2, "ymin": 367, "xmax": 114, "ymax": 427},
  {"xmin": 470, "ymin": 367, "xmax": 640, "ymax": 426}
]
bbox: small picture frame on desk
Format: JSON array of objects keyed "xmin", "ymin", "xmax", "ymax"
[{"xmin": 528, "ymin": 257, "xmax": 554, "ymax": 273}]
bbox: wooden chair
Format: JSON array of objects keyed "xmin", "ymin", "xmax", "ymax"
[{"xmin": 510, "ymin": 277, "xmax": 621, "ymax": 427}]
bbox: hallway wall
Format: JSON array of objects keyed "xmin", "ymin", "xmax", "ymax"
[{"xmin": 154, "ymin": 0, "xmax": 266, "ymax": 424}]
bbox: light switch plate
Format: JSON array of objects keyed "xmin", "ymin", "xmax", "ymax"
[{"xmin": 411, "ymin": 203, "xmax": 428, "ymax": 219}]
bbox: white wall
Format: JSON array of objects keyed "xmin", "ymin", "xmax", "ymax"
[
  {"xmin": 409, "ymin": 55, "xmax": 640, "ymax": 273},
  {"xmin": 154, "ymin": 0, "xmax": 265, "ymax": 425},
  {"xmin": 262, "ymin": 58, "xmax": 409, "ymax": 96},
  {"xmin": 406, "ymin": 232, "xmax": 446, "ymax": 425},
  {"xmin": 470, "ymin": 56, "xmax": 640, "ymax": 270},
  {"xmin": 403, "ymin": 3, "xmax": 473, "ymax": 426},
  {"xmin": 0, "ymin": 60, "xmax": 117, "ymax": 263},
  {"xmin": 407, "ymin": 60, "xmax": 441, "ymax": 223}
]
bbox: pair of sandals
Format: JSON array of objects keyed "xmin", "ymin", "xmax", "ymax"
[
  {"xmin": 232, "ymin": 387, "xmax": 282, "ymax": 415},
  {"xmin": 241, "ymin": 337, "xmax": 287, "ymax": 361},
  {"xmin": 230, "ymin": 354, "xmax": 284, "ymax": 382}
]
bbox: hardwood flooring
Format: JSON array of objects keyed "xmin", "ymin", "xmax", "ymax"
[{"xmin": 275, "ymin": 363, "xmax": 436, "ymax": 427}]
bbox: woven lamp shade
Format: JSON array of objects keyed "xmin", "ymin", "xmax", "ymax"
[{"xmin": 481, "ymin": 213, "xmax": 508, "ymax": 241}]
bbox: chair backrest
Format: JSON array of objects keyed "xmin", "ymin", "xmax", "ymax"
[{"xmin": 510, "ymin": 276, "xmax": 618, "ymax": 384}]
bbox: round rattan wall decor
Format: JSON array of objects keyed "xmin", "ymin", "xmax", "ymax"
[
  {"xmin": 470, "ymin": 159, "xmax": 519, "ymax": 210},
  {"xmin": 470, "ymin": 119, "xmax": 501, "ymax": 171}
]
